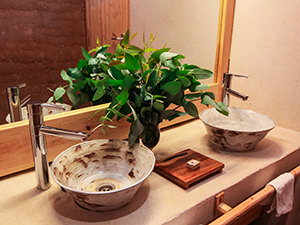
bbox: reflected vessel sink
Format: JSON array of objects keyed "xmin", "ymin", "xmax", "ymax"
[
  {"xmin": 199, "ymin": 107, "xmax": 275, "ymax": 152},
  {"xmin": 51, "ymin": 139, "xmax": 155, "ymax": 211}
]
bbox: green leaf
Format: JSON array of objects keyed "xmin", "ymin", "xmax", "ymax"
[
  {"xmin": 184, "ymin": 92, "xmax": 203, "ymax": 100},
  {"xmin": 144, "ymin": 48, "xmax": 157, "ymax": 53},
  {"xmin": 160, "ymin": 52, "xmax": 179, "ymax": 63},
  {"xmin": 122, "ymin": 75, "xmax": 135, "ymax": 88},
  {"xmin": 200, "ymin": 95, "xmax": 229, "ymax": 116},
  {"xmin": 189, "ymin": 83, "xmax": 210, "ymax": 92},
  {"xmin": 108, "ymin": 107, "xmax": 129, "ymax": 119},
  {"xmin": 183, "ymin": 64, "xmax": 199, "ymax": 70},
  {"xmin": 161, "ymin": 110, "xmax": 187, "ymax": 121},
  {"xmin": 177, "ymin": 70, "xmax": 190, "ymax": 75},
  {"xmin": 60, "ymin": 70, "xmax": 74, "ymax": 84},
  {"xmin": 131, "ymin": 118, "xmax": 144, "ymax": 137},
  {"xmin": 105, "ymin": 79, "xmax": 123, "ymax": 87},
  {"xmin": 189, "ymin": 68, "xmax": 213, "ymax": 80},
  {"xmin": 73, "ymin": 80, "xmax": 86, "ymax": 92},
  {"xmin": 216, "ymin": 101, "xmax": 229, "ymax": 116},
  {"xmin": 150, "ymin": 48, "xmax": 170, "ymax": 60},
  {"xmin": 163, "ymin": 60, "xmax": 177, "ymax": 69},
  {"xmin": 109, "ymin": 66, "xmax": 125, "ymax": 80},
  {"xmin": 144, "ymin": 95, "xmax": 152, "ymax": 101},
  {"xmin": 130, "ymin": 32, "xmax": 138, "ymax": 40},
  {"xmin": 183, "ymin": 101, "xmax": 199, "ymax": 117},
  {"xmin": 47, "ymin": 96, "xmax": 54, "ymax": 103},
  {"xmin": 135, "ymin": 94, "xmax": 142, "ymax": 107},
  {"xmin": 67, "ymin": 68, "xmax": 81, "ymax": 79},
  {"xmin": 77, "ymin": 59, "xmax": 88, "ymax": 69},
  {"xmin": 92, "ymin": 86, "xmax": 106, "ymax": 101},
  {"xmin": 125, "ymin": 45, "xmax": 143, "ymax": 55},
  {"xmin": 201, "ymin": 94, "xmax": 217, "ymax": 107},
  {"xmin": 82, "ymin": 47, "xmax": 92, "ymax": 61},
  {"xmin": 128, "ymin": 104, "xmax": 144, "ymax": 146},
  {"xmin": 178, "ymin": 76, "xmax": 191, "ymax": 87},
  {"xmin": 125, "ymin": 53, "xmax": 140, "ymax": 71},
  {"xmin": 105, "ymin": 100, "xmax": 119, "ymax": 120},
  {"xmin": 116, "ymin": 89, "xmax": 129, "ymax": 105},
  {"xmin": 161, "ymin": 81, "xmax": 181, "ymax": 95},
  {"xmin": 147, "ymin": 70, "xmax": 157, "ymax": 87},
  {"xmin": 95, "ymin": 45, "xmax": 110, "ymax": 56},
  {"xmin": 128, "ymin": 133, "xmax": 138, "ymax": 147},
  {"xmin": 116, "ymin": 44, "xmax": 124, "ymax": 56},
  {"xmin": 88, "ymin": 58, "xmax": 98, "ymax": 65},
  {"xmin": 153, "ymin": 95, "xmax": 167, "ymax": 100},
  {"xmin": 121, "ymin": 30, "xmax": 130, "ymax": 46},
  {"xmin": 54, "ymin": 87, "xmax": 66, "ymax": 101},
  {"xmin": 153, "ymin": 100, "xmax": 164, "ymax": 111},
  {"xmin": 67, "ymin": 86, "xmax": 80, "ymax": 105}
]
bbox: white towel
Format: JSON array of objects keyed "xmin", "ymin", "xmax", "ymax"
[{"xmin": 266, "ymin": 172, "xmax": 295, "ymax": 217}]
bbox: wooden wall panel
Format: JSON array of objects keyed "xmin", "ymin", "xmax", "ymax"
[
  {"xmin": 85, "ymin": 0, "xmax": 129, "ymax": 51},
  {"xmin": 0, "ymin": 0, "xmax": 87, "ymax": 124}
]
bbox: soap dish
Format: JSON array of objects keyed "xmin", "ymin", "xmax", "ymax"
[{"xmin": 154, "ymin": 149, "xmax": 224, "ymax": 189}]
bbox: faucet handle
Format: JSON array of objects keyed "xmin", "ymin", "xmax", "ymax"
[
  {"xmin": 18, "ymin": 83, "xmax": 26, "ymax": 88},
  {"xmin": 224, "ymin": 73, "xmax": 248, "ymax": 79}
]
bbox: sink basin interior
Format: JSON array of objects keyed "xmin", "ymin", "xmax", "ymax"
[
  {"xmin": 51, "ymin": 139, "xmax": 155, "ymax": 211},
  {"xmin": 200, "ymin": 107, "xmax": 275, "ymax": 132}
]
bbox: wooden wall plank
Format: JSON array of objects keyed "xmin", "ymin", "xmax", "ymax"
[
  {"xmin": 0, "ymin": 0, "xmax": 87, "ymax": 124},
  {"xmin": 85, "ymin": 0, "xmax": 130, "ymax": 51}
]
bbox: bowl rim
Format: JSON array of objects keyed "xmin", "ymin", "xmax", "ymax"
[
  {"xmin": 199, "ymin": 107, "xmax": 275, "ymax": 133},
  {"xmin": 50, "ymin": 139, "xmax": 156, "ymax": 195}
]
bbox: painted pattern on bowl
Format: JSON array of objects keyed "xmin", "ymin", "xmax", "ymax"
[{"xmin": 51, "ymin": 139, "xmax": 155, "ymax": 211}]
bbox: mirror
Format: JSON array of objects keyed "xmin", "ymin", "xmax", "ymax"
[
  {"xmin": 0, "ymin": 0, "xmax": 236, "ymax": 176},
  {"xmin": 0, "ymin": 0, "xmax": 222, "ymax": 126},
  {"xmin": 130, "ymin": 0, "xmax": 220, "ymax": 85}
]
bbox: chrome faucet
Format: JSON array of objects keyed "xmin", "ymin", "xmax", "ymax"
[
  {"xmin": 222, "ymin": 73, "xmax": 249, "ymax": 106},
  {"xmin": 27, "ymin": 103, "xmax": 89, "ymax": 190},
  {"xmin": 6, "ymin": 83, "xmax": 31, "ymax": 122}
]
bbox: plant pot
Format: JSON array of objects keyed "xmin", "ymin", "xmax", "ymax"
[{"xmin": 141, "ymin": 124, "xmax": 160, "ymax": 149}]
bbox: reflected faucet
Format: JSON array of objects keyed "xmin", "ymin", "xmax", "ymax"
[
  {"xmin": 27, "ymin": 103, "xmax": 90, "ymax": 190},
  {"xmin": 222, "ymin": 73, "xmax": 249, "ymax": 106},
  {"xmin": 6, "ymin": 83, "xmax": 31, "ymax": 122}
]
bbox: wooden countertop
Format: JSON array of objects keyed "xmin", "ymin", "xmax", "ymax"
[{"xmin": 1, "ymin": 120, "xmax": 300, "ymax": 225}]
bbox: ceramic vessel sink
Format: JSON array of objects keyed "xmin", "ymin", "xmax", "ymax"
[
  {"xmin": 199, "ymin": 107, "xmax": 275, "ymax": 152},
  {"xmin": 51, "ymin": 139, "xmax": 155, "ymax": 211},
  {"xmin": 5, "ymin": 103, "xmax": 71, "ymax": 123}
]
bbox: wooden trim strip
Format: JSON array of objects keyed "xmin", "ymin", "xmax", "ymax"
[
  {"xmin": 209, "ymin": 165, "xmax": 300, "ymax": 225},
  {"xmin": 214, "ymin": 0, "xmax": 236, "ymax": 98}
]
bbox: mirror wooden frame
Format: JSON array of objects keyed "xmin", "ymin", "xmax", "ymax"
[{"xmin": 0, "ymin": 0, "xmax": 236, "ymax": 177}]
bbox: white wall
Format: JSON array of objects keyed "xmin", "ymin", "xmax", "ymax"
[
  {"xmin": 130, "ymin": 0, "xmax": 220, "ymax": 83},
  {"xmin": 230, "ymin": 0, "xmax": 300, "ymax": 131}
]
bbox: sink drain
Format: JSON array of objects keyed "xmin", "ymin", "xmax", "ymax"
[
  {"xmin": 97, "ymin": 183, "xmax": 116, "ymax": 192},
  {"xmin": 82, "ymin": 177, "xmax": 125, "ymax": 192}
]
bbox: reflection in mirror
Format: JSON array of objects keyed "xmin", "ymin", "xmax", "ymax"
[
  {"xmin": 130, "ymin": 0, "xmax": 219, "ymax": 83},
  {"xmin": 0, "ymin": 0, "xmax": 86, "ymax": 125},
  {"xmin": 0, "ymin": 0, "xmax": 220, "ymax": 126}
]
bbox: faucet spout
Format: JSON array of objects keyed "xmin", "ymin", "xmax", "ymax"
[
  {"xmin": 225, "ymin": 88, "xmax": 249, "ymax": 101},
  {"xmin": 6, "ymin": 84, "xmax": 32, "ymax": 122},
  {"xmin": 222, "ymin": 73, "xmax": 248, "ymax": 106},
  {"xmin": 27, "ymin": 103, "xmax": 89, "ymax": 190},
  {"xmin": 40, "ymin": 126, "xmax": 89, "ymax": 140}
]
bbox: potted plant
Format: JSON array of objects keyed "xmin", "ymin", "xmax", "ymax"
[{"xmin": 49, "ymin": 31, "xmax": 228, "ymax": 148}]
